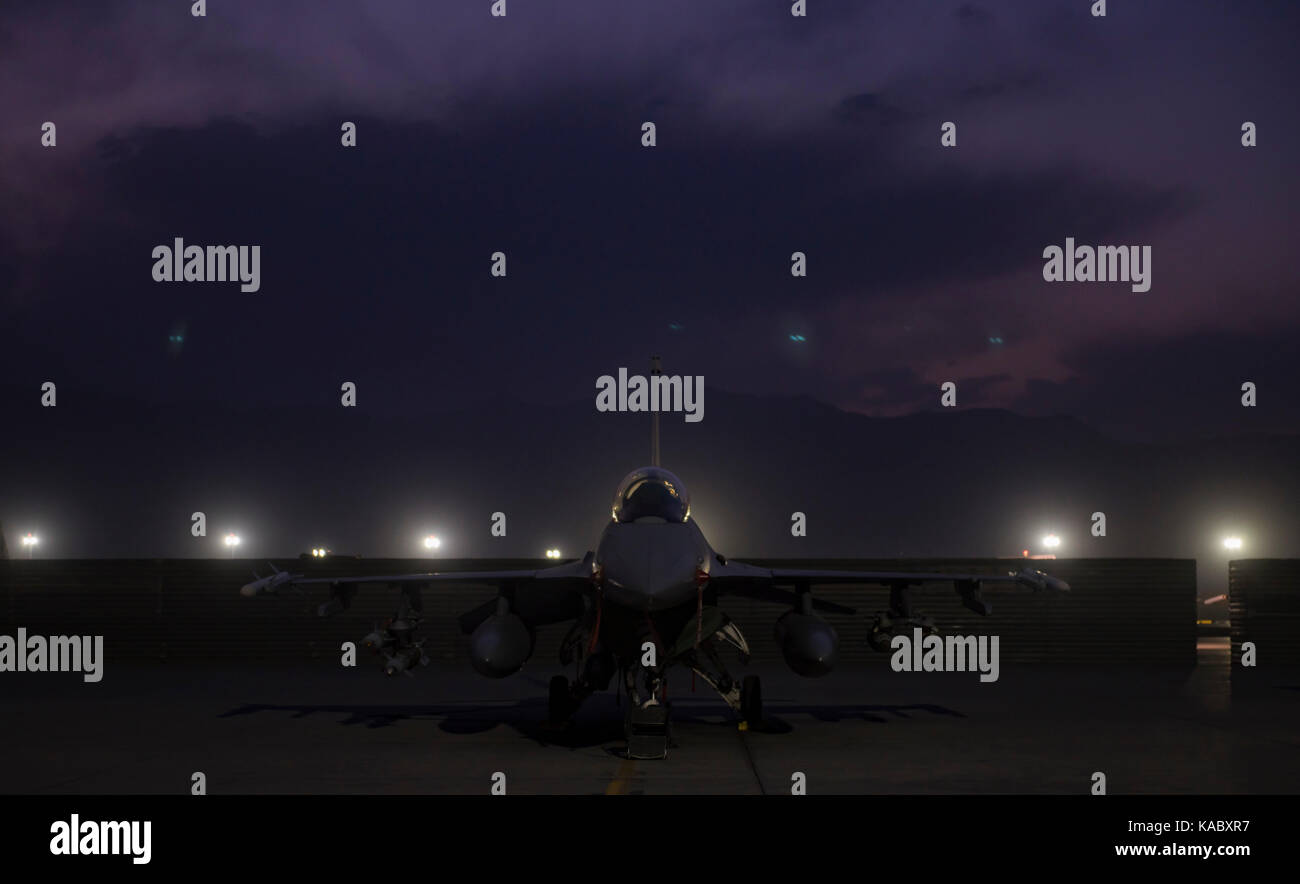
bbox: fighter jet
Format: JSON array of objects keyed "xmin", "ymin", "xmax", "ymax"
[{"xmin": 240, "ymin": 365, "xmax": 1069, "ymax": 759}]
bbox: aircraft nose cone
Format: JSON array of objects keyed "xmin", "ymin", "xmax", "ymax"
[
  {"xmin": 642, "ymin": 544, "xmax": 698, "ymax": 607},
  {"xmin": 600, "ymin": 524, "xmax": 702, "ymax": 610}
]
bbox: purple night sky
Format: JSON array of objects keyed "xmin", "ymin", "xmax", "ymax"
[
  {"xmin": 2, "ymin": 2, "xmax": 1299, "ymax": 562},
  {"xmin": 2, "ymin": 1, "xmax": 1296, "ymax": 441}
]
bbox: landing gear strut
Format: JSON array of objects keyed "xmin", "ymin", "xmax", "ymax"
[{"xmin": 547, "ymin": 646, "xmax": 615, "ymax": 726}]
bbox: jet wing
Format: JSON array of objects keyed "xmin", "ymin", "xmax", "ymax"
[
  {"xmin": 239, "ymin": 557, "xmax": 594, "ymax": 630},
  {"xmin": 239, "ymin": 560, "xmax": 593, "ymax": 596},
  {"xmin": 709, "ymin": 559, "xmax": 1070, "ymax": 591},
  {"xmin": 708, "ymin": 559, "xmax": 1069, "ymax": 616}
]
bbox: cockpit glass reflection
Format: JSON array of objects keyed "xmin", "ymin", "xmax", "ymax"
[{"xmin": 612, "ymin": 468, "xmax": 690, "ymax": 523}]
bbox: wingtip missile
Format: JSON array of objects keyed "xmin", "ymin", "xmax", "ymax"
[{"xmin": 240, "ymin": 567, "xmax": 296, "ymax": 597}]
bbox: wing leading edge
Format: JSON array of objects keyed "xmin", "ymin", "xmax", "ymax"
[
  {"xmin": 708, "ymin": 559, "xmax": 1070, "ymax": 617},
  {"xmin": 239, "ymin": 556, "xmax": 595, "ymax": 628}
]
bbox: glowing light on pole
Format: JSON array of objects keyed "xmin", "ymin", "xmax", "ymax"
[
  {"xmin": 21, "ymin": 533, "xmax": 39, "ymax": 559},
  {"xmin": 1041, "ymin": 533, "xmax": 1061, "ymax": 550},
  {"xmin": 1222, "ymin": 536, "xmax": 1243, "ymax": 551},
  {"xmin": 545, "ymin": 548, "xmax": 562, "ymax": 560},
  {"xmin": 225, "ymin": 533, "xmax": 241, "ymax": 558},
  {"xmin": 423, "ymin": 535, "xmax": 441, "ymax": 551}
]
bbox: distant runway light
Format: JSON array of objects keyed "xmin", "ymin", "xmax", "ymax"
[
  {"xmin": 424, "ymin": 535, "xmax": 441, "ymax": 550},
  {"xmin": 1222, "ymin": 536, "xmax": 1243, "ymax": 551},
  {"xmin": 545, "ymin": 548, "xmax": 561, "ymax": 559},
  {"xmin": 789, "ymin": 334, "xmax": 807, "ymax": 343},
  {"xmin": 1042, "ymin": 533, "xmax": 1061, "ymax": 550}
]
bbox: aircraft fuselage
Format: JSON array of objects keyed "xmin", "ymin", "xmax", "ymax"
[{"xmin": 594, "ymin": 517, "xmax": 712, "ymax": 613}]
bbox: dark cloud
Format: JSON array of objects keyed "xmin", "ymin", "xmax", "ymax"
[
  {"xmin": 0, "ymin": 0, "xmax": 1295, "ymax": 440},
  {"xmin": 831, "ymin": 92, "xmax": 912, "ymax": 127},
  {"xmin": 957, "ymin": 71, "xmax": 1052, "ymax": 104},
  {"xmin": 955, "ymin": 4, "xmax": 996, "ymax": 27},
  {"xmin": 0, "ymin": 101, "xmax": 1199, "ymax": 423},
  {"xmin": 1011, "ymin": 328, "xmax": 1300, "ymax": 442},
  {"xmin": 824, "ymin": 366, "xmax": 1014, "ymax": 416}
]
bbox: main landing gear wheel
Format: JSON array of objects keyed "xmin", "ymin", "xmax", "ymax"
[
  {"xmin": 548, "ymin": 675, "xmax": 571, "ymax": 723},
  {"xmin": 740, "ymin": 675, "xmax": 763, "ymax": 728},
  {"xmin": 867, "ymin": 625, "xmax": 894, "ymax": 653}
]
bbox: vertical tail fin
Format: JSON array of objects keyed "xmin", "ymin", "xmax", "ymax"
[{"xmin": 650, "ymin": 355, "xmax": 661, "ymax": 466}]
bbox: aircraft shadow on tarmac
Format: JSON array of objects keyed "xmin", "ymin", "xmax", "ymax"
[{"xmin": 218, "ymin": 696, "xmax": 967, "ymax": 750}]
